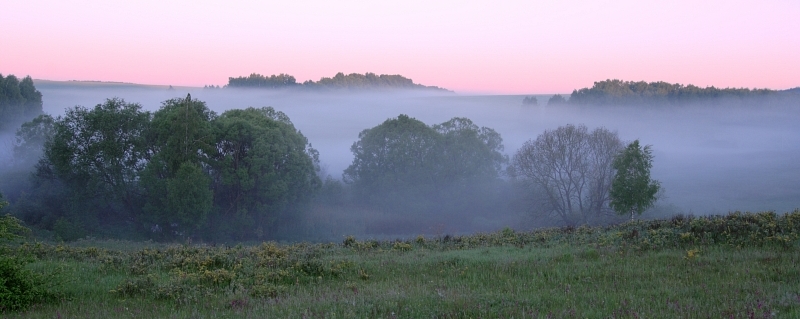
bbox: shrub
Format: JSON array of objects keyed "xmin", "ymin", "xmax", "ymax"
[{"xmin": 0, "ymin": 256, "xmax": 44, "ymax": 311}]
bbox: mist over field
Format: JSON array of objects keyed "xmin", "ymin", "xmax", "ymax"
[{"xmin": 30, "ymin": 80, "xmax": 800, "ymax": 217}]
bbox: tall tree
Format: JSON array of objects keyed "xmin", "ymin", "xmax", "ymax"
[
  {"xmin": 210, "ymin": 107, "xmax": 321, "ymax": 239},
  {"xmin": 344, "ymin": 115, "xmax": 507, "ymax": 218},
  {"xmin": 36, "ymin": 99, "xmax": 150, "ymax": 229},
  {"xmin": 140, "ymin": 94, "xmax": 216, "ymax": 236},
  {"xmin": 609, "ymin": 140, "xmax": 661, "ymax": 220},
  {"xmin": 510, "ymin": 124, "xmax": 623, "ymax": 226},
  {"xmin": 0, "ymin": 75, "xmax": 42, "ymax": 131}
]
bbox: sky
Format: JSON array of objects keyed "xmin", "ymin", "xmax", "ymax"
[{"xmin": 2, "ymin": 0, "xmax": 799, "ymax": 94}]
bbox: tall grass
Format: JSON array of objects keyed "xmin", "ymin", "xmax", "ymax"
[{"xmin": 3, "ymin": 210, "xmax": 799, "ymax": 318}]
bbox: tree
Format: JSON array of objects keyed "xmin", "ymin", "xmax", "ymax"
[
  {"xmin": 547, "ymin": 94, "xmax": 567, "ymax": 105},
  {"xmin": 510, "ymin": 124, "xmax": 623, "ymax": 226},
  {"xmin": 344, "ymin": 115, "xmax": 507, "ymax": 219},
  {"xmin": 0, "ymin": 75, "xmax": 42, "ymax": 132},
  {"xmin": 344, "ymin": 114, "xmax": 439, "ymax": 197},
  {"xmin": 13, "ymin": 114, "xmax": 55, "ymax": 165},
  {"xmin": 609, "ymin": 140, "xmax": 661, "ymax": 220},
  {"xmin": 25, "ymin": 99, "xmax": 150, "ymax": 234},
  {"xmin": 0, "ymin": 192, "xmax": 29, "ymax": 241},
  {"xmin": 140, "ymin": 94, "xmax": 216, "ymax": 236},
  {"xmin": 522, "ymin": 96, "xmax": 538, "ymax": 105},
  {"xmin": 210, "ymin": 107, "xmax": 321, "ymax": 239}
]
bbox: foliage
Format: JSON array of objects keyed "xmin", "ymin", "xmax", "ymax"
[
  {"xmin": 13, "ymin": 114, "xmax": 55, "ymax": 166},
  {"xmin": 0, "ymin": 74, "xmax": 42, "ymax": 132},
  {"xmin": 510, "ymin": 124, "xmax": 623, "ymax": 226},
  {"xmin": 210, "ymin": 107, "xmax": 321, "ymax": 240},
  {"xmin": 547, "ymin": 94, "xmax": 567, "ymax": 105},
  {"xmin": 3, "ymin": 210, "xmax": 800, "ymax": 316},
  {"xmin": 27, "ymin": 98, "xmax": 150, "ymax": 236},
  {"xmin": 569, "ymin": 79, "xmax": 777, "ymax": 105},
  {"xmin": 0, "ymin": 213, "xmax": 30, "ymax": 242},
  {"xmin": 0, "ymin": 256, "xmax": 45, "ymax": 312},
  {"xmin": 13, "ymin": 95, "xmax": 321, "ymax": 241},
  {"xmin": 139, "ymin": 95, "xmax": 217, "ymax": 237},
  {"xmin": 227, "ymin": 72, "xmax": 449, "ymax": 91},
  {"xmin": 522, "ymin": 96, "xmax": 538, "ymax": 105},
  {"xmin": 227, "ymin": 73, "xmax": 298, "ymax": 88},
  {"xmin": 610, "ymin": 140, "xmax": 661, "ymax": 220},
  {"xmin": 343, "ymin": 115, "xmax": 507, "ymax": 218}
]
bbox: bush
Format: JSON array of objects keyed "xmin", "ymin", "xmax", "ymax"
[{"xmin": 0, "ymin": 256, "xmax": 44, "ymax": 312}]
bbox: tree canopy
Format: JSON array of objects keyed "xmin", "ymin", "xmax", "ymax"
[
  {"xmin": 210, "ymin": 107, "xmax": 321, "ymax": 239},
  {"xmin": 569, "ymin": 79, "xmax": 777, "ymax": 105},
  {"xmin": 0, "ymin": 74, "xmax": 42, "ymax": 131},
  {"xmin": 609, "ymin": 140, "xmax": 661, "ymax": 220},
  {"xmin": 12, "ymin": 95, "xmax": 321, "ymax": 241},
  {"xmin": 344, "ymin": 115, "xmax": 507, "ymax": 216},
  {"xmin": 226, "ymin": 72, "xmax": 449, "ymax": 91}
]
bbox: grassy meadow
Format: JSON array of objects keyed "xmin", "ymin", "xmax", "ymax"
[{"xmin": 2, "ymin": 211, "xmax": 800, "ymax": 318}]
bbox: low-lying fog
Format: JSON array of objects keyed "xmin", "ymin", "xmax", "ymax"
[{"xmin": 29, "ymin": 81, "xmax": 800, "ymax": 215}]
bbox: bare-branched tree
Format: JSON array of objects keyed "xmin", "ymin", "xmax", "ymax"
[{"xmin": 510, "ymin": 124, "xmax": 624, "ymax": 226}]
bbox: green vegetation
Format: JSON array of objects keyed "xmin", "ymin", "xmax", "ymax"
[
  {"xmin": 227, "ymin": 72, "xmax": 449, "ymax": 91},
  {"xmin": 11, "ymin": 95, "xmax": 320, "ymax": 242},
  {"xmin": 1, "ymin": 210, "xmax": 798, "ymax": 317},
  {"xmin": 0, "ymin": 74, "xmax": 42, "ymax": 132},
  {"xmin": 568, "ymin": 79, "xmax": 780, "ymax": 105},
  {"xmin": 341, "ymin": 115, "xmax": 508, "ymax": 233},
  {"xmin": 611, "ymin": 140, "xmax": 661, "ymax": 220}
]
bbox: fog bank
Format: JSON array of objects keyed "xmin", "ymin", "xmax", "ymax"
[{"xmin": 33, "ymin": 81, "xmax": 800, "ymax": 215}]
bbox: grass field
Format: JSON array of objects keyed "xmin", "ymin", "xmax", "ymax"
[{"xmin": 3, "ymin": 211, "xmax": 800, "ymax": 318}]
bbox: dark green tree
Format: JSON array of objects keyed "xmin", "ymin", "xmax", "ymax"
[
  {"xmin": 344, "ymin": 115, "xmax": 506, "ymax": 219},
  {"xmin": 0, "ymin": 75, "xmax": 42, "ymax": 131},
  {"xmin": 140, "ymin": 94, "xmax": 216, "ymax": 236},
  {"xmin": 609, "ymin": 140, "xmax": 661, "ymax": 220},
  {"xmin": 343, "ymin": 114, "xmax": 440, "ymax": 199},
  {"xmin": 27, "ymin": 99, "xmax": 150, "ymax": 235},
  {"xmin": 210, "ymin": 107, "xmax": 321, "ymax": 239}
]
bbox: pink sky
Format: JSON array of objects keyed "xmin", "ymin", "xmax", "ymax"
[{"xmin": 2, "ymin": 0, "xmax": 798, "ymax": 94}]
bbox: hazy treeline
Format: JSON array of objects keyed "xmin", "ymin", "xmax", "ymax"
[
  {"xmin": 0, "ymin": 74, "xmax": 43, "ymax": 132},
  {"xmin": 567, "ymin": 79, "xmax": 793, "ymax": 105},
  {"xmin": 225, "ymin": 72, "xmax": 449, "ymax": 91},
  {"xmin": 526, "ymin": 79, "xmax": 798, "ymax": 106}
]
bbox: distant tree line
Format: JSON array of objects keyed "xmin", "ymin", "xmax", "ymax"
[
  {"xmin": 0, "ymin": 74, "xmax": 43, "ymax": 131},
  {"xmin": 568, "ymin": 79, "xmax": 780, "ymax": 105},
  {"xmin": 226, "ymin": 72, "xmax": 449, "ymax": 91}
]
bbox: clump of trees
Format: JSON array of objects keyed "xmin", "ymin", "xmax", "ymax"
[
  {"xmin": 0, "ymin": 74, "xmax": 42, "ymax": 132},
  {"xmin": 522, "ymin": 96, "xmax": 538, "ymax": 105},
  {"xmin": 547, "ymin": 94, "xmax": 567, "ymax": 105},
  {"xmin": 11, "ymin": 95, "xmax": 320, "ymax": 241},
  {"xmin": 228, "ymin": 73, "xmax": 298, "ymax": 89},
  {"xmin": 227, "ymin": 72, "xmax": 449, "ymax": 91}
]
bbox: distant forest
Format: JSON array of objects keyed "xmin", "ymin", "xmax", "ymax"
[
  {"xmin": 561, "ymin": 79, "xmax": 797, "ymax": 105},
  {"xmin": 220, "ymin": 72, "xmax": 450, "ymax": 91}
]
